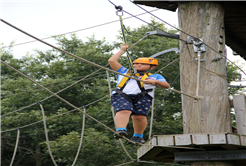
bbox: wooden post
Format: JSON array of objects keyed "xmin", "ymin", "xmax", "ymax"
[
  {"xmin": 233, "ymin": 95, "xmax": 246, "ymax": 135},
  {"xmin": 178, "ymin": 2, "xmax": 234, "ymax": 165}
]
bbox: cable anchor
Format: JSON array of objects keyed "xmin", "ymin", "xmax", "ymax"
[{"xmin": 116, "ymin": 6, "xmax": 123, "ymax": 16}]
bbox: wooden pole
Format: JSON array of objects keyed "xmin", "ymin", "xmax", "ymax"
[
  {"xmin": 178, "ymin": 2, "xmax": 234, "ymax": 165},
  {"xmin": 233, "ymin": 95, "xmax": 246, "ymax": 135}
]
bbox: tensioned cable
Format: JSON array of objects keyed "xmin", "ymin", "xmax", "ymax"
[
  {"xmin": 1, "ymin": 9, "xmax": 159, "ymax": 49},
  {"xmin": 155, "ymin": 58, "xmax": 180, "ymax": 74},
  {"xmin": 186, "ymin": 43, "xmax": 227, "ymax": 79},
  {"xmin": 117, "ymin": 8, "xmax": 134, "ymax": 72},
  {"xmin": 147, "ymin": 72, "xmax": 181, "ymax": 129},
  {"xmin": 130, "ymin": 0, "xmax": 246, "ymax": 76},
  {"xmin": 108, "ymin": 0, "xmax": 186, "ymax": 43},
  {"xmin": 9, "ymin": 128, "xmax": 20, "ymax": 166},
  {"xmin": 1, "ymin": 95, "xmax": 109, "ymax": 133},
  {"xmin": 1, "ymin": 60, "xmax": 138, "ymax": 145},
  {"xmin": 71, "ymin": 106, "xmax": 86, "ymax": 166},
  {"xmin": 0, "ymin": 19, "xmax": 200, "ymax": 100},
  {"xmin": 2, "ymin": 65, "xmax": 108, "ymax": 117},
  {"xmin": 39, "ymin": 102, "xmax": 58, "ymax": 166},
  {"xmin": 106, "ymin": 71, "xmax": 134, "ymax": 161},
  {"xmin": 2, "ymin": 71, "xmax": 108, "ymax": 98},
  {"xmin": 108, "ymin": 1, "xmax": 231, "ymax": 81}
]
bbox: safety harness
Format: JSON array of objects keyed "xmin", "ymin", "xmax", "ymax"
[{"xmin": 114, "ymin": 71, "xmax": 153, "ymax": 103}]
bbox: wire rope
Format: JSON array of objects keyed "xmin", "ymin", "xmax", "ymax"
[
  {"xmin": 1, "ymin": 19, "xmax": 200, "ymax": 100},
  {"xmin": 39, "ymin": 102, "xmax": 58, "ymax": 166},
  {"xmin": 1, "ymin": 65, "xmax": 108, "ymax": 117},
  {"xmin": 9, "ymin": 128, "xmax": 20, "ymax": 166},
  {"xmin": 149, "ymin": 89, "xmax": 154, "ymax": 140},
  {"xmin": 1, "ymin": 9, "xmax": 159, "ymax": 49},
  {"xmin": 108, "ymin": 0, "xmax": 186, "ymax": 43},
  {"xmin": 71, "ymin": 107, "xmax": 86, "ymax": 166},
  {"xmin": 2, "ymin": 71, "xmax": 108, "ymax": 98},
  {"xmin": 130, "ymin": 0, "xmax": 246, "ymax": 76},
  {"xmin": 117, "ymin": 9, "xmax": 134, "ymax": 72},
  {"xmin": 1, "ymin": 95, "xmax": 109, "ymax": 133},
  {"xmin": 1, "ymin": 59, "xmax": 138, "ymax": 145},
  {"xmin": 106, "ymin": 70, "xmax": 134, "ymax": 161},
  {"xmin": 185, "ymin": 43, "xmax": 227, "ymax": 79}
]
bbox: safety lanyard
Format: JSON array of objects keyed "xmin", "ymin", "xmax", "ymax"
[{"xmin": 116, "ymin": 7, "xmax": 135, "ymax": 74}]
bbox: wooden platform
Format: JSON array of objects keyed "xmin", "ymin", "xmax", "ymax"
[{"xmin": 138, "ymin": 133, "xmax": 246, "ymax": 163}]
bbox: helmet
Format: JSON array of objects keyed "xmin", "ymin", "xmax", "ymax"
[{"xmin": 133, "ymin": 57, "xmax": 158, "ymax": 66}]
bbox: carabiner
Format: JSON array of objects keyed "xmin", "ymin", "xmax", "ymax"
[
  {"xmin": 116, "ymin": 10, "xmax": 123, "ymax": 16},
  {"xmin": 115, "ymin": 5, "xmax": 123, "ymax": 16}
]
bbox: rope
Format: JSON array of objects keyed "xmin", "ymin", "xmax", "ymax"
[
  {"xmin": 106, "ymin": 70, "xmax": 134, "ymax": 160},
  {"xmin": 149, "ymin": 89, "xmax": 154, "ymax": 140},
  {"xmin": 108, "ymin": 0, "xmax": 186, "ymax": 43},
  {"xmin": 186, "ymin": 43, "xmax": 227, "ymax": 79},
  {"xmin": 121, "ymin": 145, "xmax": 136, "ymax": 165},
  {"xmin": 3, "ymin": 71, "xmax": 108, "ymax": 98},
  {"xmin": 1, "ymin": 95, "xmax": 109, "ymax": 133},
  {"xmin": 1, "ymin": 9, "xmax": 159, "ymax": 49},
  {"xmin": 71, "ymin": 107, "xmax": 86, "ymax": 166},
  {"xmin": 1, "ymin": 19, "xmax": 200, "ymax": 100},
  {"xmin": 2, "ymin": 65, "xmax": 107, "ymax": 117},
  {"xmin": 117, "ymin": 9, "xmax": 134, "ymax": 72},
  {"xmin": 9, "ymin": 128, "xmax": 20, "ymax": 166},
  {"xmin": 1, "ymin": 59, "xmax": 138, "ymax": 145},
  {"xmin": 130, "ymin": 0, "xmax": 246, "ymax": 76},
  {"xmin": 155, "ymin": 58, "xmax": 180, "ymax": 74},
  {"xmin": 39, "ymin": 102, "xmax": 58, "ymax": 166}
]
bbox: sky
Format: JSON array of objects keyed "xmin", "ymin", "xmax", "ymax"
[{"xmin": 0, "ymin": 0, "xmax": 245, "ymax": 90}]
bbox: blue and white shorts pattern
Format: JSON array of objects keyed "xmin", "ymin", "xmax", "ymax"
[{"xmin": 111, "ymin": 94, "xmax": 152, "ymax": 116}]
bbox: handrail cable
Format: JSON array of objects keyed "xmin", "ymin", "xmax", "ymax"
[
  {"xmin": 1, "ymin": 9, "xmax": 159, "ymax": 49},
  {"xmin": 130, "ymin": 0, "xmax": 246, "ymax": 76},
  {"xmin": 71, "ymin": 107, "xmax": 86, "ymax": 166},
  {"xmin": 106, "ymin": 70, "xmax": 134, "ymax": 160},
  {"xmin": 2, "ymin": 65, "xmax": 108, "ymax": 117},
  {"xmin": 39, "ymin": 102, "xmax": 58, "ymax": 166},
  {"xmin": 0, "ymin": 19, "xmax": 201, "ymax": 101},
  {"xmin": 9, "ymin": 128, "xmax": 20, "ymax": 166},
  {"xmin": 0, "ymin": 59, "xmax": 138, "ymax": 145}
]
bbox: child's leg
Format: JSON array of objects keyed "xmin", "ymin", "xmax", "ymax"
[
  {"xmin": 114, "ymin": 110, "xmax": 132, "ymax": 129},
  {"xmin": 131, "ymin": 114, "xmax": 147, "ymax": 135}
]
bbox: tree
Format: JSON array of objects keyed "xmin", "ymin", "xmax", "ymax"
[{"xmin": 1, "ymin": 19, "xmax": 243, "ymax": 166}]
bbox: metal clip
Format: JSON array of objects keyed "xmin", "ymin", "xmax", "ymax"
[{"xmin": 116, "ymin": 10, "xmax": 123, "ymax": 16}]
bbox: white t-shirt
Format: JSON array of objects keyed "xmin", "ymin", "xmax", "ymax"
[{"xmin": 113, "ymin": 66, "xmax": 167, "ymax": 97}]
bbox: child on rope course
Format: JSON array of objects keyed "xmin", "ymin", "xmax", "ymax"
[{"xmin": 108, "ymin": 44, "xmax": 170, "ymax": 144}]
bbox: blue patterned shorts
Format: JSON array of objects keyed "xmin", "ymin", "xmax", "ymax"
[{"xmin": 111, "ymin": 94, "xmax": 152, "ymax": 116}]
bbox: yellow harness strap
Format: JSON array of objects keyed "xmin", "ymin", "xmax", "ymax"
[{"xmin": 117, "ymin": 71, "xmax": 152, "ymax": 88}]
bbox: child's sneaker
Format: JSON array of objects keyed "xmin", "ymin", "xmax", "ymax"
[
  {"xmin": 114, "ymin": 130, "xmax": 128, "ymax": 139},
  {"xmin": 128, "ymin": 136, "xmax": 145, "ymax": 144}
]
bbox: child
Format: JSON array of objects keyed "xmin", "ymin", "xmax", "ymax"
[{"xmin": 108, "ymin": 44, "xmax": 170, "ymax": 144}]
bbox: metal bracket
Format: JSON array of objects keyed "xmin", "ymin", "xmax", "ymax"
[
  {"xmin": 150, "ymin": 48, "xmax": 180, "ymax": 58},
  {"xmin": 194, "ymin": 58, "xmax": 205, "ymax": 62},
  {"xmin": 174, "ymin": 150, "xmax": 246, "ymax": 161},
  {"xmin": 187, "ymin": 36, "xmax": 206, "ymax": 53},
  {"xmin": 145, "ymin": 31, "xmax": 179, "ymax": 40}
]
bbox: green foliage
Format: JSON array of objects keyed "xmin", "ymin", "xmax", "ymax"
[{"xmin": 2, "ymin": 19, "xmax": 243, "ymax": 166}]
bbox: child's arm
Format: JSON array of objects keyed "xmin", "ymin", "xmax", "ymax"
[
  {"xmin": 108, "ymin": 44, "xmax": 128, "ymax": 71},
  {"xmin": 143, "ymin": 80, "xmax": 170, "ymax": 89}
]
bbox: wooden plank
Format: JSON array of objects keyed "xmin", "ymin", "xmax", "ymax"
[
  {"xmin": 138, "ymin": 136, "xmax": 157, "ymax": 158},
  {"xmin": 233, "ymin": 95, "xmax": 246, "ymax": 135},
  {"xmin": 157, "ymin": 135, "xmax": 174, "ymax": 146},
  {"xmin": 175, "ymin": 134, "xmax": 191, "ymax": 146},
  {"xmin": 227, "ymin": 133, "xmax": 240, "ymax": 145},
  {"xmin": 209, "ymin": 133, "xmax": 227, "ymax": 144},
  {"xmin": 240, "ymin": 135, "xmax": 246, "ymax": 146},
  {"xmin": 192, "ymin": 133, "xmax": 209, "ymax": 145},
  {"xmin": 138, "ymin": 147, "xmax": 165, "ymax": 161}
]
